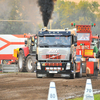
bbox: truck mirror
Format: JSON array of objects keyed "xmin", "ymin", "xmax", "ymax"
[
  {"xmin": 74, "ymin": 43, "xmax": 77, "ymax": 46},
  {"xmin": 73, "ymin": 36, "xmax": 77, "ymax": 43},
  {"xmin": 25, "ymin": 40, "xmax": 27, "ymax": 44}
]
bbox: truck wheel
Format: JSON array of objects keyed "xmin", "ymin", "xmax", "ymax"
[
  {"xmin": 96, "ymin": 51, "xmax": 99, "ymax": 58},
  {"xmin": 94, "ymin": 67, "xmax": 98, "ymax": 76},
  {"xmin": 99, "ymin": 59, "xmax": 100, "ymax": 74},
  {"xmin": 18, "ymin": 50, "xmax": 25, "ymax": 72},
  {"xmin": 76, "ymin": 63, "xmax": 82, "ymax": 78},
  {"xmin": 99, "ymin": 70, "xmax": 100, "ymax": 74},
  {"xmin": 26, "ymin": 56, "xmax": 36, "ymax": 72},
  {"xmin": 70, "ymin": 64, "xmax": 75, "ymax": 79},
  {"xmin": 47, "ymin": 74, "xmax": 54, "ymax": 78}
]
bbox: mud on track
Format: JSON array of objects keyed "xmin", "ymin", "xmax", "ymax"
[{"xmin": 0, "ymin": 73, "xmax": 100, "ymax": 100}]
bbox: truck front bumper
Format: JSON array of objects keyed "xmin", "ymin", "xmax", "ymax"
[{"xmin": 36, "ymin": 70, "xmax": 72, "ymax": 78}]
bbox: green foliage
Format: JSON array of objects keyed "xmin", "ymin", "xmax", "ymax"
[
  {"xmin": 0, "ymin": 0, "xmax": 100, "ymax": 35},
  {"xmin": 52, "ymin": 0, "xmax": 100, "ymax": 35},
  {"xmin": 0, "ymin": 0, "xmax": 35, "ymax": 34}
]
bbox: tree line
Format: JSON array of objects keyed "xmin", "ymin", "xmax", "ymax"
[
  {"xmin": 52, "ymin": 0, "xmax": 100, "ymax": 35},
  {"xmin": 0, "ymin": 0, "xmax": 100, "ymax": 35}
]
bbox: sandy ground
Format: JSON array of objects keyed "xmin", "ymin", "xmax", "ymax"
[{"xmin": 0, "ymin": 73, "xmax": 100, "ymax": 100}]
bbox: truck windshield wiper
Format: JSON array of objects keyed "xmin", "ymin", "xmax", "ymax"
[
  {"xmin": 52, "ymin": 43, "xmax": 67, "ymax": 47},
  {"xmin": 39, "ymin": 43, "xmax": 49, "ymax": 47}
]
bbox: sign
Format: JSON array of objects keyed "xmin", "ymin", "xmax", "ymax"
[
  {"xmin": 48, "ymin": 82, "xmax": 58, "ymax": 100},
  {"xmin": 84, "ymin": 49, "xmax": 93, "ymax": 56},
  {"xmin": 83, "ymin": 79, "xmax": 94, "ymax": 100}
]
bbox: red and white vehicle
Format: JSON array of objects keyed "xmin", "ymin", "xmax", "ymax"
[
  {"xmin": 0, "ymin": 34, "xmax": 31, "ymax": 64},
  {"xmin": 71, "ymin": 23, "xmax": 99, "ymax": 76},
  {"xmin": 13, "ymin": 35, "xmax": 37, "ymax": 72}
]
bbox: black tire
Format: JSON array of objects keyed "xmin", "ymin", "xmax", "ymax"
[
  {"xmin": 70, "ymin": 63, "xmax": 75, "ymax": 79},
  {"xmin": 99, "ymin": 59, "xmax": 100, "ymax": 74},
  {"xmin": 26, "ymin": 56, "xmax": 36, "ymax": 72},
  {"xmin": 94, "ymin": 67, "xmax": 98, "ymax": 76},
  {"xmin": 76, "ymin": 63, "xmax": 82, "ymax": 78},
  {"xmin": 18, "ymin": 50, "xmax": 25, "ymax": 72},
  {"xmin": 96, "ymin": 51, "xmax": 99, "ymax": 58},
  {"xmin": 99, "ymin": 70, "xmax": 100, "ymax": 74},
  {"xmin": 47, "ymin": 74, "xmax": 54, "ymax": 78}
]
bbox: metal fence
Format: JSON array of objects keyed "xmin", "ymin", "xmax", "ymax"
[{"xmin": 2, "ymin": 64, "xmax": 18, "ymax": 73}]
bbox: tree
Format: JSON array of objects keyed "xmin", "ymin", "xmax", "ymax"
[
  {"xmin": 0, "ymin": 0, "xmax": 36, "ymax": 34},
  {"xmin": 52, "ymin": 0, "xmax": 100, "ymax": 35}
]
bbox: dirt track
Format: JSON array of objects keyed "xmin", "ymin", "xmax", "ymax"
[{"xmin": 0, "ymin": 73, "xmax": 100, "ymax": 100}]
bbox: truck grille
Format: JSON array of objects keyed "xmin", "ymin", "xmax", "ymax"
[
  {"xmin": 45, "ymin": 67, "xmax": 62, "ymax": 71},
  {"xmin": 42, "ymin": 55, "xmax": 65, "ymax": 59},
  {"xmin": 44, "ymin": 63, "xmax": 62, "ymax": 66}
]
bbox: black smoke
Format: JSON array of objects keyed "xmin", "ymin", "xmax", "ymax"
[{"xmin": 38, "ymin": 0, "xmax": 54, "ymax": 27}]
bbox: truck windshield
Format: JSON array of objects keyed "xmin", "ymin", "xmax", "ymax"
[
  {"xmin": 77, "ymin": 33, "xmax": 90, "ymax": 41},
  {"xmin": 38, "ymin": 36, "xmax": 71, "ymax": 47}
]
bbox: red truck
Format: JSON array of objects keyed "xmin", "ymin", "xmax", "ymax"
[{"xmin": 71, "ymin": 23, "xmax": 99, "ymax": 76}]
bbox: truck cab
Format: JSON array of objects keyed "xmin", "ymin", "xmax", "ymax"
[{"xmin": 36, "ymin": 28, "xmax": 80, "ymax": 79}]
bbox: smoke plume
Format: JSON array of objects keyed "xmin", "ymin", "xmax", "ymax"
[{"xmin": 38, "ymin": 0, "xmax": 54, "ymax": 27}]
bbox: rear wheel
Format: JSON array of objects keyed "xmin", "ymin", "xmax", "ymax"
[
  {"xmin": 76, "ymin": 62, "xmax": 82, "ymax": 78},
  {"xmin": 70, "ymin": 63, "xmax": 75, "ymax": 79},
  {"xmin": 99, "ymin": 59, "xmax": 100, "ymax": 74},
  {"xmin": 18, "ymin": 50, "xmax": 25, "ymax": 72},
  {"xmin": 96, "ymin": 51, "xmax": 99, "ymax": 58},
  {"xmin": 26, "ymin": 56, "xmax": 36, "ymax": 72},
  {"xmin": 94, "ymin": 67, "xmax": 98, "ymax": 76}
]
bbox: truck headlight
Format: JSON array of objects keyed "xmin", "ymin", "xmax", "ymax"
[
  {"xmin": 37, "ymin": 62, "xmax": 41, "ymax": 70},
  {"xmin": 66, "ymin": 63, "xmax": 70, "ymax": 70}
]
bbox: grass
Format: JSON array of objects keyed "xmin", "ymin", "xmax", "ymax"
[{"xmin": 67, "ymin": 94, "xmax": 100, "ymax": 100}]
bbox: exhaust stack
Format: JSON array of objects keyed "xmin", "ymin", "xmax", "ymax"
[{"xmin": 38, "ymin": 0, "xmax": 54, "ymax": 27}]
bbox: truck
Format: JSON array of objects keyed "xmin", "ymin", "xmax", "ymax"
[
  {"xmin": 14, "ymin": 34, "xmax": 37, "ymax": 72},
  {"xmin": 71, "ymin": 23, "xmax": 99, "ymax": 76},
  {"xmin": 36, "ymin": 27, "xmax": 82, "ymax": 79},
  {"xmin": 0, "ymin": 34, "xmax": 31, "ymax": 65}
]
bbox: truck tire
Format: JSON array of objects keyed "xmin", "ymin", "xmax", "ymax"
[
  {"xmin": 18, "ymin": 50, "xmax": 25, "ymax": 72},
  {"xmin": 96, "ymin": 51, "xmax": 99, "ymax": 58},
  {"xmin": 70, "ymin": 63, "xmax": 75, "ymax": 79},
  {"xmin": 26, "ymin": 56, "xmax": 36, "ymax": 72},
  {"xmin": 94, "ymin": 67, "xmax": 98, "ymax": 76},
  {"xmin": 99, "ymin": 59, "xmax": 100, "ymax": 74},
  {"xmin": 76, "ymin": 62, "xmax": 82, "ymax": 78}
]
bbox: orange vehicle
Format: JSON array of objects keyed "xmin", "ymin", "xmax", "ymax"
[{"xmin": 71, "ymin": 23, "xmax": 99, "ymax": 76}]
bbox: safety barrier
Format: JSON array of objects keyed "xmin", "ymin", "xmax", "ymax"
[{"xmin": 2, "ymin": 64, "xmax": 18, "ymax": 73}]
